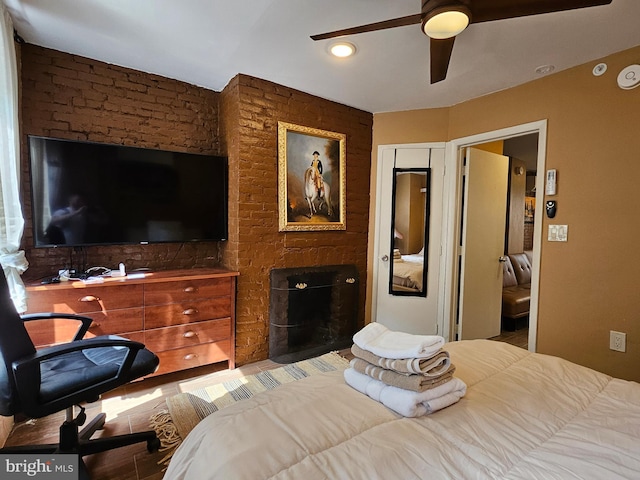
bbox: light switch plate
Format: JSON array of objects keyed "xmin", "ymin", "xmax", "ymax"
[{"xmin": 548, "ymin": 224, "xmax": 568, "ymax": 242}]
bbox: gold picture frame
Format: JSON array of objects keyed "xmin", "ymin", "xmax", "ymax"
[{"xmin": 278, "ymin": 122, "xmax": 346, "ymax": 232}]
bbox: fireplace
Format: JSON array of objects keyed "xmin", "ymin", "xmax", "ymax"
[{"xmin": 269, "ymin": 264, "xmax": 358, "ymax": 363}]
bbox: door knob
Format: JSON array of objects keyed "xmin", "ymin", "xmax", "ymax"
[
  {"xmin": 499, "ymin": 256, "xmax": 508, "ymax": 263},
  {"xmin": 381, "ymin": 254, "xmax": 389, "ymax": 262}
]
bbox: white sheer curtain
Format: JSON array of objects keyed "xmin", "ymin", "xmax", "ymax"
[{"xmin": 0, "ymin": 4, "xmax": 29, "ymax": 312}]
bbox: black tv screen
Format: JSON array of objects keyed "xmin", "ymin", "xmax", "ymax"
[{"xmin": 28, "ymin": 136, "xmax": 228, "ymax": 247}]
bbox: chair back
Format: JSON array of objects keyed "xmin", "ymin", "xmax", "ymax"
[{"xmin": 0, "ymin": 270, "xmax": 36, "ymax": 416}]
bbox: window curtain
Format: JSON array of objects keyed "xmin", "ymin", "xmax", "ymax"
[{"xmin": 0, "ymin": 4, "xmax": 29, "ymax": 313}]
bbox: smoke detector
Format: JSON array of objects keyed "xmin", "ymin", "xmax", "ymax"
[{"xmin": 617, "ymin": 65, "xmax": 640, "ymax": 90}]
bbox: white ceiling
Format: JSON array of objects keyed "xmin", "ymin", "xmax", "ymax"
[{"xmin": 4, "ymin": 0, "xmax": 640, "ymax": 113}]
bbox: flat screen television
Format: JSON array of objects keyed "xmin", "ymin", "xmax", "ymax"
[{"xmin": 28, "ymin": 136, "xmax": 228, "ymax": 247}]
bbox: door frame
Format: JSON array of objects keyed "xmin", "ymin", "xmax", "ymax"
[
  {"xmin": 439, "ymin": 120, "xmax": 547, "ymax": 352},
  {"xmin": 372, "ymin": 142, "xmax": 447, "ymax": 332}
]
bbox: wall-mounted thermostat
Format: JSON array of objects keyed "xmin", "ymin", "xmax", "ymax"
[
  {"xmin": 545, "ymin": 169, "xmax": 557, "ymax": 195},
  {"xmin": 617, "ymin": 64, "xmax": 640, "ymax": 90}
]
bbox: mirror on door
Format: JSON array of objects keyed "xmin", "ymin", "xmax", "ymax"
[{"xmin": 388, "ymin": 167, "xmax": 431, "ymax": 297}]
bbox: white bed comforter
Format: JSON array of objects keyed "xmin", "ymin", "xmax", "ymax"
[
  {"xmin": 392, "ymin": 254, "xmax": 424, "ymax": 291},
  {"xmin": 164, "ymin": 340, "xmax": 640, "ymax": 480}
]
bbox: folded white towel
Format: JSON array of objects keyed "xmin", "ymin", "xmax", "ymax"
[
  {"xmin": 352, "ymin": 322, "xmax": 445, "ymax": 359},
  {"xmin": 344, "ymin": 368, "xmax": 466, "ymax": 417}
]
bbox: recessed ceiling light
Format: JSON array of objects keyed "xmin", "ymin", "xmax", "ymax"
[
  {"xmin": 329, "ymin": 42, "xmax": 356, "ymax": 58},
  {"xmin": 535, "ymin": 64, "xmax": 555, "ymax": 75}
]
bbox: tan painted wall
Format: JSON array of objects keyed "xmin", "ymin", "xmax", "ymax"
[{"xmin": 368, "ymin": 46, "xmax": 640, "ymax": 381}]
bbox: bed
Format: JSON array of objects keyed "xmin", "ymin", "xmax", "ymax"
[
  {"xmin": 392, "ymin": 253, "xmax": 424, "ymax": 292},
  {"xmin": 163, "ymin": 340, "xmax": 640, "ymax": 479}
]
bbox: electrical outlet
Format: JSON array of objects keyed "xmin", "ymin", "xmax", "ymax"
[{"xmin": 610, "ymin": 331, "xmax": 626, "ymax": 353}]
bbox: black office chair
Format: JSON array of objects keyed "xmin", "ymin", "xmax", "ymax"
[{"xmin": 0, "ymin": 270, "xmax": 160, "ymax": 479}]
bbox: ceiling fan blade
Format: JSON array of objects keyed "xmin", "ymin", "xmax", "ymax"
[
  {"xmin": 469, "ymin": 0, "xmax": 613, "ymax": 24},
  {"xmin": 311, "ymin": 14, "xmax": 422, "ymax": 41},
  {"xmin": 430, "ymin": 37, "xmax": 455, "ymax": 84}
]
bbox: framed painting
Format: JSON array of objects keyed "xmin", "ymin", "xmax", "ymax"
[{"xmin": 277, "ymin": 122, "xmax": 346, "ymax": 231}]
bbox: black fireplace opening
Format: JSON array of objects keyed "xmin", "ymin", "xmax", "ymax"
[{"xmin": 269, "ymin": 265, "xmax": 358, "ymax": 363}]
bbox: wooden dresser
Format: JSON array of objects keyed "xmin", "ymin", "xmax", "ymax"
[{"xmin": 24, "ymin": 268, "xmax": 238, "ymax": 377}]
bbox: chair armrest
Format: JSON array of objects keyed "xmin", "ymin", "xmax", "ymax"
[{"xmin": 21, "ymin": 312, "xmax": 93, "ymax": 341}]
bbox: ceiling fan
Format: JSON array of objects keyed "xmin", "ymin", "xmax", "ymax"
[{"xmin": 311, "ymin": 0, "xmax": 613, "ymax": 84}]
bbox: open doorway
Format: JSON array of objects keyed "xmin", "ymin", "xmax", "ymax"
[
  {"xmin": 440, "ymin": 121, "xmax": 547, "ymax": 353},
  {"xmin": 481, "ymin": 134, "xmax": 538, "ymax": 349}
]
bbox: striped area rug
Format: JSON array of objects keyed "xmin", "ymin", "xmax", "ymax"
[{"xmin": 150, "ymin": 351, "xmax": 350, "ymax": 464}]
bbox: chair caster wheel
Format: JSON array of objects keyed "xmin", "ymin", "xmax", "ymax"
[{"xmin": 147, "ymin": 437, "xmax": 161, "ymax": 453}]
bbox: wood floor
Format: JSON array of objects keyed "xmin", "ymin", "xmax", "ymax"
[
  {"xmin": 3, "ymin": 331, "xmax": 529, "ymax": 480},
  {"xmin": 490, "ymin": 325, "xmax": 529, "ymax": 350}
]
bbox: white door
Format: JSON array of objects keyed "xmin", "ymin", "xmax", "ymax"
[
  {"xmin": 458, "ymin": 147, "xmax": 509, "ymax": 340},
  {"xmin": 373, "ymin": 145, "xmax": 445, "ymax": 335}
]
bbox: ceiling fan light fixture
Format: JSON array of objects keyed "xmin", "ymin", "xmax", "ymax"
[
  {"xmin": 329, "ymin": 42, "xmax": 356, "ymax": 58},
  {"xmin": 422, "ymin": 6, "xmax": 471, "ymax": 39}
]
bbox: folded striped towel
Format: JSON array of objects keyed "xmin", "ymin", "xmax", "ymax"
[
  {"xmin": 351, "ymin": 344, "xmax": 451, "ymax": 376},
  {"xmin": 350, "ymin": 357, "xmax": 455, "ymax": 392},
  {"xmin": 353, "ymin": 322, "xmax": 445, "ymax": 359},
  {"xmin": 344, "ymin": 368, "xmax": 466, "ymax": 417}
]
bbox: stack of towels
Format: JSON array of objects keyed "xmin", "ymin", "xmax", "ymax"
[
  {"xmin": 344, "ymin": 322, "xmax": 467, "ymax": 418},
  {"xmin": 392, "ymin": 248, "xmax": 402, "ymax": 260}
]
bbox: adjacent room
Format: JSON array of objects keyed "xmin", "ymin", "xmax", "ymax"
[{"xmin": 1, "ymin": 1, "xmax": 639, "ymax": 479}]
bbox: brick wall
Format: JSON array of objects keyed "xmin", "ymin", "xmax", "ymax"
[
  {"xmin": 524, "ymin": 221, "xmax": 534, "ymax": 251},
  {"xmin": 19, "ymin": 45, "xmax": 222, "ymax": 279},
  {"xmin": 18, "ymin": 45, "xmax": 373, "ymax": 366},
  {"xmin": 221, "ymin": 75, "xmax": 373, "ymax": 364}
]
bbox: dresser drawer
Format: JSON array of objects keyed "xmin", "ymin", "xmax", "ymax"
[
  {"xmin": 27, "ymin": 284, "xmax": 144, "ymax": 314},
  {"xmin": 144, "ymin": 297, "xmax": 232, "ymax": 329},
  {"xmin": 84, "ymin": 308, "xmax": 144, "ymax": 336},
  {"xmin": 24, "ymin": 308, "xmax": 144, "ymax": 347},
  {"xmin": 110, "ymin": 331, "xmax": 145, "ymax": 344},
  {"xmin": 153, "ymin": 340, "xmax": 232, "ymax": 376},
  {"xmin": 143, "ymin": 318, "xmax": 231, "ymax": 352},
  {"xmin": 25, "ymin": 318, "xmax": 144, "ymax": 348},
  {"xmin": 144, "ymin": 277, "xmax": 232, "ymax": 306}
]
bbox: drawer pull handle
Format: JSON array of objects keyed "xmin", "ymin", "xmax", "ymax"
[
  {"xmin": 184, "ymin": 353, "xmax": 197, "ymax": 361},
  {"xmin": 183, "ymin": 331, "xmax": 197, "ymax": 338},
  {"xmin": 183, "ymin": 308, "xmax": 198, "ymax": 315},
  {"xmin": 80, "ymin": 295, "xmax": 100, "ymax": 302},
  {"xmin": 184, "ymin": 286, "xmax": 196, "ymax": 293}
]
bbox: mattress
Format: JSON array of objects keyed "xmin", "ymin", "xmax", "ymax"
[{"xmin": 164, "ymin": 340, "xmax": 640, "ymax": 479}]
